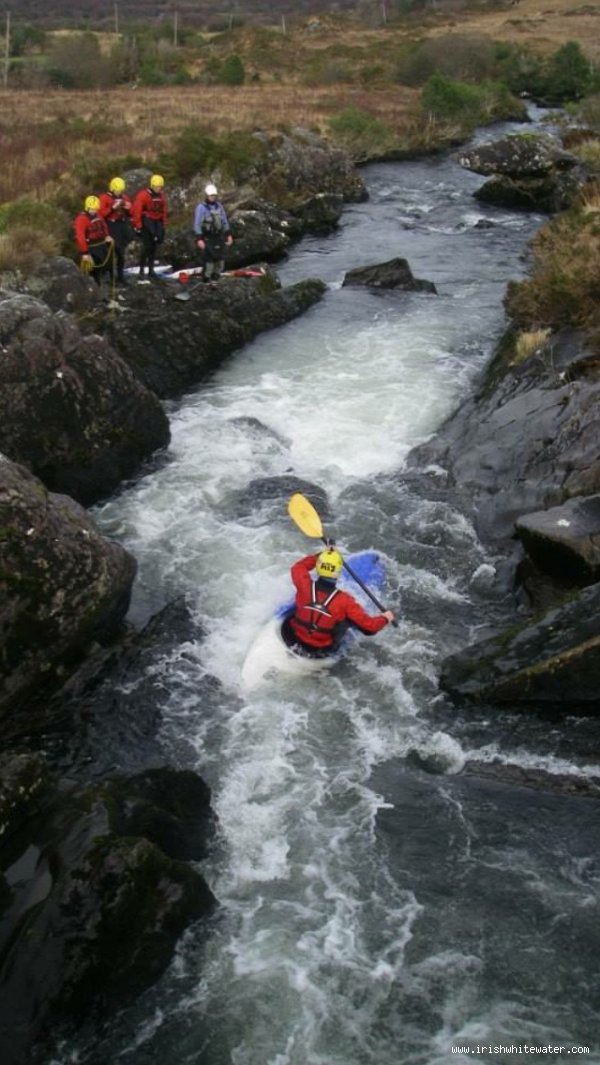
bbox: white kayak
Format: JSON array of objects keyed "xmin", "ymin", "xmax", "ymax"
[{"xmin": 241, "ymin": 551, "xmax": 384, "ymax": 692}]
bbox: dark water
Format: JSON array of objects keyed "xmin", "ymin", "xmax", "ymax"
[{"xmin": 55, "ymin": 115, "xmax": 600, "ymax": 1065}]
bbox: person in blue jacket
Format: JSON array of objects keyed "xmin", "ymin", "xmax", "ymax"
[{"xmin": 193, "ymin": 183, "xmax": 233, "ymax": 283}]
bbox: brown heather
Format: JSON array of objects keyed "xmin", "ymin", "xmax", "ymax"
[{"xmin": 0, "ymin": 84, "xmax": 419, "ymax": 205}]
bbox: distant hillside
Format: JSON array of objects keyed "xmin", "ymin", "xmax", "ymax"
[{"xmin": 1, "ymin": 0, "xmax": 368, "ymax": 31}]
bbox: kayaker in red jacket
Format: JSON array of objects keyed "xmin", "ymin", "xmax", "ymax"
[
  {"xmin": 281, "ymin": 546, "xmax": 395, "ymax": 657},
  {"xmin": 132, "ymin": 174, "xmax": 167, "ymax": 280}
]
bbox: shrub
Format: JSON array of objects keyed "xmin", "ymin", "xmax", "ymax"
[
  {"xmin": 421, "ymin": 73, "xmax": 524, "ymax": 128},
  {"xmin": 0, "ymin": 224, "xmax": 63, "ymax": 274},
  {"xmin": 545, "ymin": 41, "xmax": 595, "ymax": 103},
  {"xmin": 218, "ymin": 54, "xmax": 245, "ymax": 86},
  {"xmin": 328, "ymin": 107, "xmax": 392, "ymax": 156},
  {"xmin": 421, "ymin": 73, "xmax": 484, "ymax": 123},
  {"xmin": 0, "ymin": 199, "xmax": 67, "ymax": 243},
  {"xmin": 504, "ymin": 210, "xmax": 600, "ymax": 331},
  {"xmin": 397, "ymin": 34, "xmax": 496, "ymax": 87}
]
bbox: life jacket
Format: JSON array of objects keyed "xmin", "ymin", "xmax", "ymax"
[
  {"xmin": 200, "ymin": 202, "xmax": 223, "ymax": 235},
  {"xmin": 136, "ymin": 188, "xmax": 167, "ymax": 224},
  {"xmin": 292, "ymin": 581, "xmax": 340, "ymax": 639},
  {"xmin": 100, "ymin": 191, "xmax": 132, "ymax": 223},
  {"xmin": 84, "ymin": 216, "xmax": 108, "ymax": 249}
]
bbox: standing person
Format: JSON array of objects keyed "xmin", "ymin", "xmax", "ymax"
[
  {"xmin": 281, "ymin": 546, "xmax": 395, "ymax": 658},
  {"xmin": 73, "ymin": 195, "xmax": 114, "ymax": 287},
  {"xmin": 193, "ymin": 183, "xmax": 233, "ymax": 283},
  {"xmin": 132, "ymin": 174, "xmax": 167, "ymax": 280},
  {"xmin": 99, "ymin": 176, "xmax": 133, "ymax": 285}
]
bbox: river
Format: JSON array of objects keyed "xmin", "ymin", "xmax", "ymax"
[{"xmin": 54, "ymin": 114, "xmax": 600, "ymax": 1065}]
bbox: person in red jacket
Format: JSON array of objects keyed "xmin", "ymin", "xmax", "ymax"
[
  {"xmin": 132, "ymin": 173, "xmax": 167, "ymax": 280},
  {"xmin": 281, "ymin": 545, "xmax": 395, "ymax": 658},
  {"xmin": 73, "ymin": 195, "xmax": 114, "ymax": 286},
  {"xmin": 99, "ymin": 176, "xmax": 133, "ymax": 285}
]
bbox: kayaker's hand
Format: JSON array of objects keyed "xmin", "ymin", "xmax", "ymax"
[{"xmin": 383, "ymin": 610, "xmax": 395, "ymax": 624}]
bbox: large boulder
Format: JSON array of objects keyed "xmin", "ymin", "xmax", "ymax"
[
  {"xmin": 515, "ymin": 495, "xmax": 600, "ymax": 584},
  {"xmin": 249, "ymin": 127, "xmax": 368, "ymax": 205},
  {"xmin": 0, "ymin": 758, "xmax": 216, "ymax": 1065},
  {"xmin": 103, "ymin": 274, "xmax": 327, "ymax": 399},
  {"xmin": 0, "ymin": 456, "xmax": 136, "ymax": 720},
  {"xmin": 342, "ymin": 257, "xmax": 437, "ymax": 293},
  {"xmin": 456, "ymin": 133, "xmax": 585, "ymax": 213},
  {"xmin": 456, "ymin": 134, "xmax": 578, "ymax": 178},
  {"xmin": 440, "ymin": 581, "xmax": 600, "ymax": 711},
  {"xmin": 0, "ymin": 290, "xmax": 170, "ymax": 505}
]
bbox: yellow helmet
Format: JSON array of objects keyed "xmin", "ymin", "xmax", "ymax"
[
  {"xmin": 84, "ymin": 195, "xmax": 100, "ymax": 212},
  {"xmin": 150, "ymin": 174, "xmax": 164, "ymax": 189},
  {"xmin": 109, "ymin": 176, "xmax": 126, "ymax": 194},
  {"xmin": 316, "ymin": 549, "xmax": 343, "ymax": 580}
]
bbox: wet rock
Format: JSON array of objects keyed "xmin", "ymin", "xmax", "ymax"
[
  {"xmin": 0, "ymin": 457, "xmax": 136, "ymax": 724},
  {"xmin": 0, "ymin": 291, "xmax": 170, "ymax": 505},
  {"xmin": 463, "ymin": 759, "xmax": 600, "ymax": 798},
  {"xmin": 103, "ymin": 275, "xmax": 327, "ymax": 399},
  {"xmin": 228, "ymin": 416, "xmax": 290, "ymax": 448},
  {"xmin": 291, "ymin": 192, "xmax": 344, "ymax": 233},
  {"xmin": 40, "ymin": 597, "xmax": 205, "ymax": 778},
  {"xmin": 342, "ymin": 257, "xmax": 437, "ymax": 293},
  {"xmin": 516, "ymin": 495, "xmax": 600, "ymax": 584},
  {"xmin": 0, "ymin": 751, "xmax": 52, "ymax": 845},
  {"xmin": 106, "ymin": 767, "xmax": 215, "ymax": 862},
  {"xmin": 474, "ymin": 170, "xmax": 583, "ymax": 213},
  {"xmin": 229, "ymin": 475, "xmax": 329, "ymax": 521},
  {"xmin": 0, "ymin": 763, "xmax": 216, "ymax": 1065},
  {"xmin": 408, "ymin": 328, "xmax": 600, "ymax": 544},
  {"xmin": 440, "ymin": 581, "xmax": 600, "ymax": 710}
]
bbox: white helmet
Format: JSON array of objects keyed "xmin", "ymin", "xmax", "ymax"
[{"xmin": 205, "ymin": 183, "xmax": 218, "ymax": 196}]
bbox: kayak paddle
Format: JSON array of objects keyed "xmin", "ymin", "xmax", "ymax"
[{"xmin": 288, "ymin": 492, "xmax": 397, "ymax": 626}]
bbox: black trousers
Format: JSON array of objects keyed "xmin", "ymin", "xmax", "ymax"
[
  {"xmin": 139, "ymin": 219, "xmax": 164, "ymax": 273},
  {"xmin": 107, "ymin": 219, "xmax": 133, "ymax": 280}
]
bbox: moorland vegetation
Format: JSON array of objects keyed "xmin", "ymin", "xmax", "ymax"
[{"xmin": 2, "ymin": 0, "xmax": 600, "ymax": 311}]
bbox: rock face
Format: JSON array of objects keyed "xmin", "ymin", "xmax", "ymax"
[
  {"xmin": 456, "ymin": 133, "xmax": 585, "ymax": 212},
  {"xmin": 409, "ymin": 328, "xmax": 600, "ymax": 544},
  {"xmin": 342, "ymin": 257, "xmax": 437, "ymax": 293},
  {"xmin": 440, "ymin": 581, "xmax": 600, "ymax": 710},
  {"xmin": 515, "ymin": 495, "xmax": 600, "ymax": 584},
  {"xmin": 0, "ymin": 755, "xmax": 216, "ymax": 1065},
  {"xmin": 0, "ymin": 456, "xmax": 136, "ymax": 720},
  {"xmin": 0, "ymin": 290, "xmax": 170, "ymax": 506},
  {"xmin": 103, "ymin": 274, "xmax": 327, "ymax": 399}
]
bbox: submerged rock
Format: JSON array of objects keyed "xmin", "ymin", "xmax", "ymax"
[
  {"xmin": 228, "ymin": 475, "xmax": 330, "ymax": 522},
  {"xmin": 342, "ymin": 257, "xmax": 437, "ymax": 293}
]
